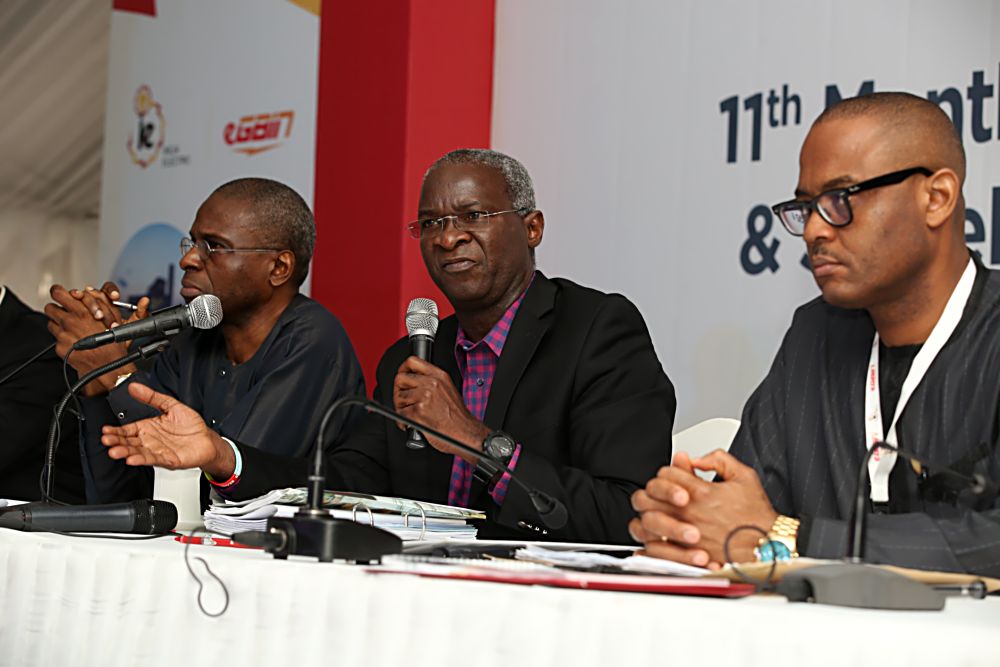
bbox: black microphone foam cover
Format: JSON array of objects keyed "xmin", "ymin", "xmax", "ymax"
[{"xmin": 138, "ymin": 500, "xmax": 179, "ymax": 534}]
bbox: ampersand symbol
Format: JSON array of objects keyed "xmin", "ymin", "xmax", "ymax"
[{"xmin": 740, "ymin": 205, "xmax": 780, "ymax": 274}]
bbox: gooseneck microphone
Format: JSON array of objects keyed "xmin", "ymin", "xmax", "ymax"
[
  {"xmin": 317, "ymin": 396, "xmax": 569, "ymax": 531},
  {"xmin": 73, "ymin": 294, "xmax": 223, "ymax": 350},
  {"xmin": 774, "ymin": 441, "xmax": 995, "ymax": 610},
  {"xmin": 0, "ymin": 500, "xmax": 177, "ymax": 534},
  {"xmin": 240, "ymin": 394, "xmax": 569, "ymax": 563},
  {"xmin": 847, "ymin": 441, "xmax": 994, "ymax": 562},
  {"xmin": 42, "ymin": 338, "xmax": 172, "ymax": 501},
  {"xmin": 403, "ymin": 298, "xmax": 439, "ymax": 450}
]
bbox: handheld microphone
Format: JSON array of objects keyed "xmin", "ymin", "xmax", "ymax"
[
  {"xmin": 403, "ymin": 298, "xmax": 439, "ymax": 450},
  {"xmin": 72, "ymin": 294, "xmax": 223, "ymax": 350},
  {"xmin": 0, "ymin": 500, "xmax": 178, "ymax": 534}
]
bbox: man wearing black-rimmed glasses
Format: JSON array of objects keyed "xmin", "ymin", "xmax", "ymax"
[
  {"xmin": 46, "ymin": 178, "xmax": 365, "ymax": 503},
  {"xmin": 632, "ymin": 92, "xmax": 1000, "ymax": 577}
]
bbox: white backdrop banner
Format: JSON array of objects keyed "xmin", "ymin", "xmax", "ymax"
[
  {"xmin": 99, "ymin": 0, "xmax": 320, "ymax": 310},
  {"xmin": 492, "ymin": 0, "xmax": 1000, "ymax": 430}
]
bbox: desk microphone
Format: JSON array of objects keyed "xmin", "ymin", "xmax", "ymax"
[
  {"xmin": 241, "ymin": 396, "xmax": 569, "ymax": 563},
  {"xmin": 776, "ymin": 441, "xmax": 993, "ymax": 610},
  {"xmin": 0, "ymin": 500, "xmax": 177, "ymax": 534},
  {"xmin": 848, "ymin": 442, "xmax": 994, "ymax": 562},
  {"xmin": 404, "ymin": 298, "xmax": 438, "ymax": 450}
]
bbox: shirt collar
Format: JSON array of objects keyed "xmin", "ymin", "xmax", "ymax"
[{"xmin": 455, "ymin": 271, "xmax": 536, "ymax": 357}]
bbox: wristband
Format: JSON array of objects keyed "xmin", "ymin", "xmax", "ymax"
[{"xmin": 205, "ymin": 437, "xmax": 242, "ymax": 488}]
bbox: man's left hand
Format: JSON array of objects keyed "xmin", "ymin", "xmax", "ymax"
[
  {"xmin": 632, "ymin": 449, "xmax": 778, "ymax": 565},
  {"xmin": 393, "ymin": 356, "xmax": 489, "ymax": 462}
]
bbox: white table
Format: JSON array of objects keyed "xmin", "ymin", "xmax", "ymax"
[{"xmin": 1, "ymin": 529, "xmax": 997, "ymax": 667}]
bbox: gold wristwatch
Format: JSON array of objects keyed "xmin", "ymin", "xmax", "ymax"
[{"xmin": 754, "ymin": 514, "xmax": 800, "ymax": 562}]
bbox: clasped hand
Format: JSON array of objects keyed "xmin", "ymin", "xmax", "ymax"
[
  {"xmin": 629, "ymin": 450, "xmax": 778, "ymax": 568},
  {"xmin": 44, "ymin": 281, "xmax": 150, "ymax": 395}
]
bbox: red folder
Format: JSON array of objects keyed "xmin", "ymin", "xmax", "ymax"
[{"xmin": 372, "ymin": 567, "xmax": 757, "ymax": 598}]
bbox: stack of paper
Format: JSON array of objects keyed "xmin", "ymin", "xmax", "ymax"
[
  {"xmin": 515, "ymin": 544, "xmax": 710, "ymax": 576},
  {"xmin": 204, "ymin": 488, "xmax": 485, "ymax": 542}
]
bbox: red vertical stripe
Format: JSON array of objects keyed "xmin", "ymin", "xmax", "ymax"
[{"xmin": 312, "ymin": 0, "xmax": 495, "ymax": 389}]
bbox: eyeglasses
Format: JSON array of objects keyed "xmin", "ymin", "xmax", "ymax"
[
  {"xmin": 180, "ymin": 237, "xmax": 282, "ymax": 260},
  {"xmin": 771, "ymin": 166, "xmax": 933, "ymax": 236},
  {"xmin": 406, "ymin": 208, "xmax": 530, "ymax": 240}
]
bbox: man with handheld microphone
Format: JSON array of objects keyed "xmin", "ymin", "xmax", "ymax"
[
  {"xmin": 46, "ymin": 177, "xmax": 365, "ymax": 505},
  {"xmin": 98, "ymin": 150, "xmax": 677, "ymax": 544}
]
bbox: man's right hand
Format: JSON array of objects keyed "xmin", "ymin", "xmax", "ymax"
[
  {"xmin": 44, "ymin": 283, "xmax": 150, "ymax": 396},
  {"xmin": 100, "ymin": 382, "xmax": 236, "ymax": 479}
]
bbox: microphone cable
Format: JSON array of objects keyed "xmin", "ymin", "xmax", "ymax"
[
  {"xmin": 722, "ymin": 523, "xmax": 779, "ymax": 593},
  {"xmin": 0, "ymin": 342, "xmax": 55, "ymax": 387},
  {"xmin": 181, "ymin": 527, "xmax": 231, "ymax": 618}
]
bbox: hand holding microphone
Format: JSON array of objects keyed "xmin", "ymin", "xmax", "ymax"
[
  {"xmin": 393, "ymin": 297, "xmax": 494, "ymax": 461},
  {"xmin": 394, "ymin": 355, "xmax": 492, "ymax": 461}
]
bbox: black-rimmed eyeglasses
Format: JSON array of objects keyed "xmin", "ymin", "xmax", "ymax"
[
  {"xmin": 771, "ymin": 166, "xmax": 933, "ymax": 236},
  {"xmin": 406, "ymin": 208, "xmax": 530, "ymax": 240},
  {"xmin": 180, "ymin": 238, "xmax": 282, "ymax": 260}
]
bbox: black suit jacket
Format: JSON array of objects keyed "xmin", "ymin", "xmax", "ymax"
[
  {"xmin": 235, "ymin": 274, "xmax": 675, "ymax": 544},
  {"xmin": 0, "ymin": 288, "xmax": 84, "ymax": 502}
]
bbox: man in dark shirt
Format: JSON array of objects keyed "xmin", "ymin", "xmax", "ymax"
[
  {"xmin": 631, "ymin": 92, "xmax": 1000, "ymax": 577},
  {"xmin": 96, "ymin": 150, "xmax": 676, "ymax": 543},
  {"xmin": 45, "ymin": 178, "xmax": 365, "ymax": 502},
  {"xmin": 0, "ymin": 287, "xmax": 84, "ymax": 502}
]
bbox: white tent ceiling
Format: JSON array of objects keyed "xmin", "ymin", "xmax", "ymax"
[{"xmin": 0, "ymin": 0, "xmax": 109, "ymax": 220}]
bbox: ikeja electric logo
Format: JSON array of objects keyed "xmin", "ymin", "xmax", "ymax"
[
  {"xmin": 223, "ymin": 111, "xmax": 295, "ymax": 156},
  {"xmin": 126, "ymin": 85, "xmax": 165, "ymax": 168}
]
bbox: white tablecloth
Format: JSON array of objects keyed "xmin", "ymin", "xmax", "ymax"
[{"xmin": 1, "ymin": 529, "xmax": 997, "ymax": 667}]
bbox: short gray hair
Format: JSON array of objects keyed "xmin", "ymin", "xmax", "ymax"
[
  {"xmin": 212, "ymin": 177, "xmax": 315, "ymax": 287},
  {"xmin": 425, "ymin": 148, "xmax": 536, "ymax": 211}
]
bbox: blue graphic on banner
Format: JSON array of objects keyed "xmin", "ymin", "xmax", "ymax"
[{"xmin": 110, "ymin": 223, "xmax": 184, "ymax": 311}]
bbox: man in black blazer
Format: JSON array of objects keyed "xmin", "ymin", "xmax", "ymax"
[
  {"xmin": 0, "ymin": 287, "xmax": 84, "ymax": 502},
  {"xmin": 99, "ymin": 149, "xmax": 676, "ymax": 544}
]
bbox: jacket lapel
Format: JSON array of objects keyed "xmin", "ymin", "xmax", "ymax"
[
  {"xmin": 468, "ymin": 273, "xmax": 556, "ymax": 508},
  {"xmin": 483, "ymin": 272, "xmax": 556, "ymax": 430}
]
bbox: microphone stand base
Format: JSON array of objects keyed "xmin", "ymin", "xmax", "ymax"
[
  {"xmin": 262, "ymin": 513, "xmax": 402, "ymax": 563},
  {"xmin": 776, "ymin": 563, "xmax": 945, "ymax": 610}
]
